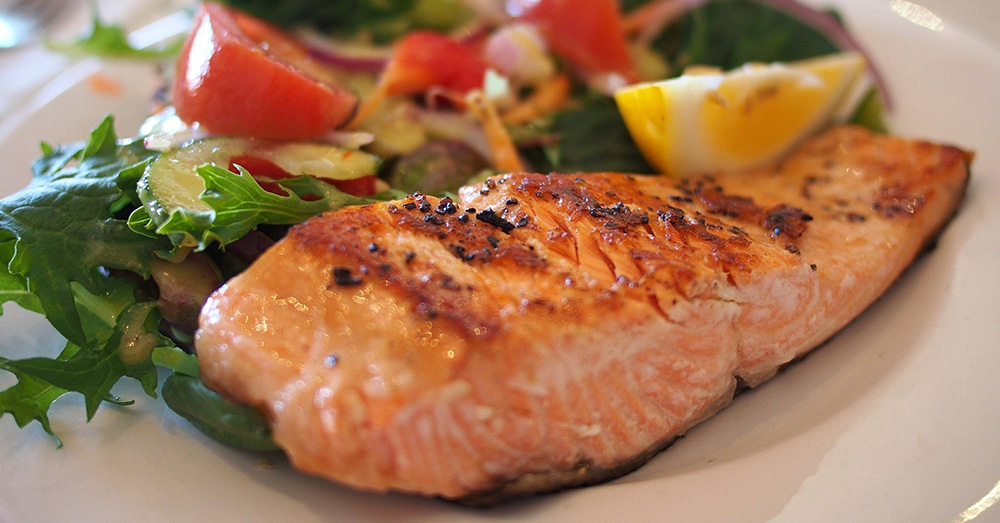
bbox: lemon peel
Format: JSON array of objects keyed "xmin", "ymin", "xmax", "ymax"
[{"xmin": 615, "ymin": 52, "xmax": 867, "ymax": 177}]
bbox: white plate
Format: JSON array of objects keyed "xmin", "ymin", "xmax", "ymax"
[{"xmin": 2, "ymin": 1, "xmax": 999, "ymax": 522}]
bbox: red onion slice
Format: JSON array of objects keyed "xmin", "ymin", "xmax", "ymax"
[
  {"xmin": 296, "ymin": 30, "xmax": 391, "ymax": 73},
  {"xmin": 307, "ymin": 47, "xmax": 388, "ymax": 73}
]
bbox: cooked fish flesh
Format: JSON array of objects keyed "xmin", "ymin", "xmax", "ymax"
[{"xmin": 195, "ymin": 126, "xmax": 971, "ymax": 503}]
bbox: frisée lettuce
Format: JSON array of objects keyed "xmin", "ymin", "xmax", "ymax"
[{"xmin": 0, "ymin": 117, "xmax": 392, "ymax": 446}]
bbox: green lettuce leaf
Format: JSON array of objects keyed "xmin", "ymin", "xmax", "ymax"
[
  {"xmin": 520, "ymin": 97, "xmax": 655, "ymax": 174},
  {"xmin": 0, "ymin": 354, "xmax": 69, "ymax": 446},
  {"xmin": 151, "ymin": 346, "xmax": 200, "ymax": 378},
  {"xmin": 0, "ymin": 118, "xmax": 181, "ymax": 442},
  {"xmin": 0, "ymin": 116, "xmax": 169, "ymax": 346},
  {"xmin": 550, "ymin": 98, "xmax": 655, "ymax": 174},
  {"xmin": 162, "ymin": 374, "xmax": 279, "ymax": 452},
  {"xmin": 48, "ymin": 11, "xmax": 182, "ymax": 59},
  {"xmin": 149, "ymin": 165, "xmax": 398, "ymax": 251},
  {"xmin": 0, "ymin": 237, "xmax": 41, "ymax": 314},
  {"xmin": 221, "ymin": 0, "xmax": 419, "ymax": 41},
  {"xmin": 2, "ymin": 299, "xmax": 167, "ymax": 423},
  {"xmin": 651, "ymin": 0, "xmax": 840, "ymax": 70},
  {"xmin": 850, "ymin": 88, "xmax": 888, "ymax": 133},
  {"xmin": 0, "ymin": 299, "xmax": 170, "ymax": 442}
]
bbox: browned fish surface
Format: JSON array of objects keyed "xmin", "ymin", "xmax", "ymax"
[{"xmin": 195, "ymin": 126, "xmax": 971, "ymax": 502}]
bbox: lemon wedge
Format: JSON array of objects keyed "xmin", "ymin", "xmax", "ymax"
[{"xmin": 614, "ymin": 52, "xmax": 867, "ymax": 177}]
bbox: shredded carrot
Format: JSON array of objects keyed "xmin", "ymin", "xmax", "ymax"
[
  {"xmin": 467, "ymin": 92, "xmax": 525, "ymax": 173},
  {"xmin": 501, "ymin": 74, "xmax": 572, "ymax": 125},
  {"xmin": 86, "ymin": 73, "xmax": 123, "ymax": 97},
  {"xmin": 346, "ymin": 85, "xmax": 388, "ymax": 129}
]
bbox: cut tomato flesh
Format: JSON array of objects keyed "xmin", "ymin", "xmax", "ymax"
[
  {"xmin": 509, "ymin": 0, "xmax": 638, "ymax": 84},
  {"xmin": 382, "ymin": 31, "xmax": 488, "ymax": 96},
  {"xmin": 229, "ymin": 155, "xmax": 291, "ymax": 180},
  {"xmin": 329, "ymin": 175, "xmax": 377, "ymax": 197},
  {"xmin": 172, "ymin": 2, "xmax": 358, "ymax": 140}
]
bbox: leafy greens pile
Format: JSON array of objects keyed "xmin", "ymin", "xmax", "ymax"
[{"xmin": 0, "ymin": 118, "xmax": 390, "ymax": 447}]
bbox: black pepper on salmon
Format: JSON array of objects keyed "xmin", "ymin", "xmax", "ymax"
[{"xmin": 195, "ymin": 126, "xmax": 971, "ymax": 502}]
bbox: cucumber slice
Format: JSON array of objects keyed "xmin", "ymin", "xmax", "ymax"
[
  {"xmin": 267, "ymin": 143, "xmax": 381, "ymax": 180},
  {"xmin": 137, "ymin": 138, "xmax": 380, "ymax": 227},
  {"xmin": 138, "ymin": 138, "xmax": 245, "ymax": 225}
]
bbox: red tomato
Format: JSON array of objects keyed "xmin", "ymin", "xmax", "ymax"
[
  {"xmin": 228, "ymin": 155, "xmax": 290, "ymax": 180},
  {"xmin": 509, "ymin": 0, "xmax": 638, "ymax": 84},
  {"xmin": 329, "ymin": 175, "xmax": 377, "ymax": 197},
  {"xmin": 349, "ymin": 31, "xmax": 487, "ymax": 126},
  {"xmin": 172, "ymin": 3, "xmax": 358, "ymax": 140},
  {"xmin": 381, "ymin": 31, "xmax": 488, "ymax": 96},
  {"xmin": 229, "ymin": 156, "xmax": 376, "ymax": 197}
]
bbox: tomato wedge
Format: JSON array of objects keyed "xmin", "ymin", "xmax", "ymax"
[
  {"xmin": 380, "ymin": 31, "xmax": 488, "ymax": 96},
  {"xmin": 349, "ymin": 31, "xmax": 487, "ymax": 127},
  {"xmin": 508, "ymin": 0, "xmax": 638, "ymax": 85},
  {"xmin": 172, "ymin": 2, "xmax": 358, "ymax": 140}
]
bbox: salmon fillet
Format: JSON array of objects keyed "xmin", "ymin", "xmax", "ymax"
[{"xmin": 195, "ymin": 126, "xmax": 971, "ymax": 502}]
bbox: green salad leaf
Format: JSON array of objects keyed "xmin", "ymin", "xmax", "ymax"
[
  {"xmin": 221, "ymin": 0, "xmax": 413, "ymax": 41},
  {"xmin": 162, "ymin": 374, "xmax": 279, "ymax": 452},
  {"xmin": 151, "ymin": 346, "xmax": 200, "ymax": 378},
  {"xmin": 850, "ymin": 88, "xmax": 888, "ymax": 134},
  {"xmin": 220, "ymin": 0, "xmax": 471, "ymax": 42},
  {"xmin": 3, "ymin": 302, "xmax": 166, "ymax": 420},
  {"xmin": 2, "ymin": 117, "xmax": 378, "ymax": 446},
  {"xmin": 550, "ymin": 98, "xmax": 656, "ymax": 174},
  {"xmin": 0, "ymin": 239, "xmax": 42, "ymax": 314},
  {"xmin": 650, "ymin": 0, "xmax": 840, "ymax": 70},
  {"xmin": 0, "ymin": 117, "xmax": 169, "ymax": 346},
  {"xmin": 0, "ymin": 118, "xmax": 183, "ymax": 440},
  {"xmin": 138, "ymin": 164, "xmax": 399, "ymax": 251},
  {"xmin": 0, "ymin": 355, "xmax": 69, "ymax": 445},
  {"xmin": 0, "ymin": 299, "xmax": 172, "ymax": 442},
  {"xmin": 48, "ymin": 9, "xmax": 182, "ymax": 59},
  {"xmin": 516, "ymin": 96, "xmax": 655, "ymax": 174},
  {"xmin": 196, "ymin": 165, "xmax": 335, "ymax": 246}
]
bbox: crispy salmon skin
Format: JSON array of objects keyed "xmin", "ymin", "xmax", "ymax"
[{"xmin": 195, "ymin": 126, "xmax": 971, "ymax": 502}]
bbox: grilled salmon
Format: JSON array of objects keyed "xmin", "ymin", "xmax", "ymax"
[{"xmin": 195, "ymin": 126, "xmax": 971, "ymax": 502}]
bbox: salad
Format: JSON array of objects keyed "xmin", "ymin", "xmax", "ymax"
[{"xmin": 0, "ymin": 0, "xmax": 885, "ymax": 450}]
